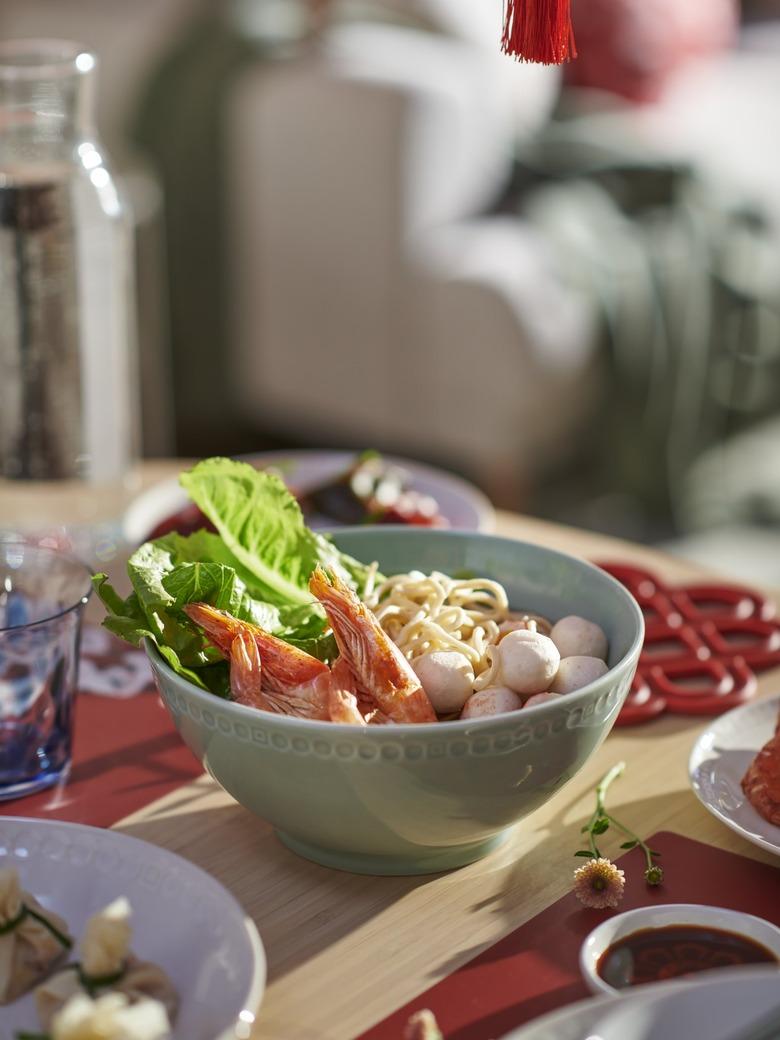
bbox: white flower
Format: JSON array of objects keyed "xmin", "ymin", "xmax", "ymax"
[{"xmin": 573, "ymin": 857, "xmax": 625, "ymax": 909}]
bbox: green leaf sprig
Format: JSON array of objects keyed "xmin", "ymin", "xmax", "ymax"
[{"xmin": 575, "ymin": 762, "xmax": 664, "ymax": 887}]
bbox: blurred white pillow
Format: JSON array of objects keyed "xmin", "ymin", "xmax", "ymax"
[
  {"xmin": 323, "ymin": 15, "xmax": 558, "ymax": 231},
  {"xmin": 331, "ymin": 0, "xmax": 560, "ymax": 138}
]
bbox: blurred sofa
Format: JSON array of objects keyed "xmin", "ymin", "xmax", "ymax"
[{"xmin": 225, "ymin": 0, "xmax": 601, "ymax": 500}]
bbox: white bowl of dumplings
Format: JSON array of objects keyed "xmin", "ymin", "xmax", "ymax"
[
  {"xmin": 0, "ymin": 868, "xmax": 175, "ymax": 1039},
  {"xmin": 0, "ymin": 818, "xmax": 266, "ymax": 1040}
]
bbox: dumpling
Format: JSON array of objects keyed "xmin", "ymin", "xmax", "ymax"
[
  {"xmin": 0, "ymin": 866, "xmax": 72, "ymax": 1003},
  {"xmin": 81, "ymin": 897, "xmax": 132, "ymax": 980},
  {"xmin": 36, "ymin": 898, "xmax": 179, "ymax": 1030},
  {"xmin": 51, "ymin": 992, "xmax": 171, "ymax": 1040}
]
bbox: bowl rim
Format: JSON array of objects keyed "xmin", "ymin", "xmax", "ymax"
[
  {"xmin": 145, "ymin": 529, "xmax": 645, "ymax": 735},
  {"xmin": 580, "ymin": 902, "xmax": 780, "ymax": 997}
]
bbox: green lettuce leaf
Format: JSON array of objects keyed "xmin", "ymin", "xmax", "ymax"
[
  {"xmin": 92, "ymin": 573, "xmax": 225, "ymax": 693},
  {"xmin": 154, "ymin": 529, "xmax": 271, "ymax": 600},
  {"xmin": 179, "ymin": 457, "xmax": 375, "ymax": 603},
  {"xmin": 275, "ymin": 603, "xmax": 337, "ymax": 662},
  {"xmin": 93, "ymin": 457, "xmax": 379, "ymax": 697},
  {"xmin": 126, "ymin": 543, "xmax": 223, "ymax": 667}
]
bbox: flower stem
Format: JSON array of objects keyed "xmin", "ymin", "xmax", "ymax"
[
  {"xmin": 595, "ymin": 761, "xmax": 625, "ymax": 814},
  {"xmin": 588, "ymin": 827, "xmax": 600, "ymax": 858},
  {"xmin": 603, "ymin": 812, "xmax": 656, "ymax": 870},
  {"xmin": 574, "ymin": 761, "xmax": 664, "ymax": 888}
]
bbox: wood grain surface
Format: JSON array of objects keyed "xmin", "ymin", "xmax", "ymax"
[{"xmin": 109, "ymin": 465, "xmax": 780, "ymax": 1040}]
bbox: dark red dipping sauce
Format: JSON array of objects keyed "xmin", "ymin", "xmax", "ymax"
[{"xmin": 597, "ymin": 925, "xmax": 778, "ymax": 989}]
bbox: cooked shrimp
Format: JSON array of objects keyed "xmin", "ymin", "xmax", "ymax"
[
  {"xmin": 365, "ymin": 707, "xmax": 393, "ymax": 725},
  {"xmin": 309, "ymin": 566, "xmax": 436, "ymax": 724},
  {"xmin": 184, "ymin": 603, "xmax": 329, "ymax": 693},
  {"xmin": 259, "ymin": 673, "xmax": 333, "ymax": 720},
  {"xmin": 336, "ymin": 663, "xmax": 392, "ymax": 724},
  {"xmin": 187, "ymin": 603, "xmax": 332, "ymax": 720},
  {"xmin": 227, "ymin": 630, "xmax": 331, "ymax": 719},
  {"xmin": 229, "ymin": 632, "xmax": 265, "ymax": 709},
  {"xmin": 328, "ymin": 686, "xmax": 367, "ymax": 725},
  {"xmin": 330, "ymin": 656, "xmax": 356, "ymax": 695}
]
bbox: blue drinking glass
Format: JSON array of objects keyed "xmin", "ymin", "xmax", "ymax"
[{"xmin": 0, "ymin": 544, "xmax": 92, "ymax": 799}]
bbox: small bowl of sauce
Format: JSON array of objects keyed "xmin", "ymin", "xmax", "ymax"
[{"xmin": 581, "ymin": 904, "xmax": 780, "ymax": 996}]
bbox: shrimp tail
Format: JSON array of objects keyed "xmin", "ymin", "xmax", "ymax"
[{"xmin": 229, "ymin": 632, "xmax": 265, "ymax": 710}]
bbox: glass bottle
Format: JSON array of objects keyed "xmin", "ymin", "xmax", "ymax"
[{"xmin": 0, "ymin": 39, "xmax": 139, "ymax": 561}]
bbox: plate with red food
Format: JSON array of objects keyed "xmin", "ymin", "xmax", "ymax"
[
  {"xmin": 122, "ymin": 450, "xmax": 495, "ymax": 545},
  {"xmin": 689, "ymin": 694, "xmax": 780, "ymax": 857}
]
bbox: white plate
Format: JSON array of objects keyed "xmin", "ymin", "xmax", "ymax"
[
  {"xmin": 121, "ymin": 450, "xmax": 496, "ymax": 544},
  {"xmin": 689, "ymin": 695, "xmax": 780, "ymax": 858},
  {"xmin": 0, "ymin": 817, "xmax": 266, "ymax": 1040},
  {"xmin": 502, "ymin": 968, "xmax": 780, "ymax": 1040}
]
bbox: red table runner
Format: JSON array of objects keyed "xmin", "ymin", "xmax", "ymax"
[
  {"xmin": 358, "ymin": 832, "xmax": 780, "ymax": 1040},
  {"xmin": 0, "ymin": 627, "xmax": 203, "ymax": 827}
]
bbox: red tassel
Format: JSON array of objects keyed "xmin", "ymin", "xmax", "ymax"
[{"xmin": 502, "ymin": 0, "xmax": 577, "ymax": 65}]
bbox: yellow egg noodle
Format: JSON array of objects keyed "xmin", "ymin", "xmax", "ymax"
[
  {"xmin": 365, "ymin": 570, "xmax": 511, "ymax": 678},
  {"xmin": 472, "ymin": 643, "xmax": 503, "ymax": 692}
]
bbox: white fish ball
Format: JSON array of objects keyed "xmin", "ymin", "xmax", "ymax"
[
  {"xmin": 524, "ymin": 692, "xmax": 563, "ymax": 708},
  {"xmin": 550, "ymin": 615, "xmax": 608, "ymax": 661},
  {"xmin": 413, "ymin": 651, "xmax": 475, "ymax": 714},
  {"xmin": 549, "ymin": 655, "xmax": 609, "ymax": 695},
  {"xmin": 494, "ymin": 630, "xmax": 560, "ymax": 695},
  {"xmin": 461, "ymin": 686, "xmax": 523, "ymax": 719}
]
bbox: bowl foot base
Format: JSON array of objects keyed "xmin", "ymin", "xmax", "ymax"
[{"xmin": 275, "ymin": 828, "xmax": 511, "ymax": 875}]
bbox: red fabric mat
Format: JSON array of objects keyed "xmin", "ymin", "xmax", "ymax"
[
  {"xmin": 0, "ymin": 628, "xmax": 203, "ymax": 827},
  {"xmin": 358, "ymin": 832, "xmax": 780, "ymax": 1040}
]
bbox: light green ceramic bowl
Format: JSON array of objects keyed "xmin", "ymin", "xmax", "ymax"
[{"xmin": 147, "ymin": 529, "xmax": 644, "ymax": 875}]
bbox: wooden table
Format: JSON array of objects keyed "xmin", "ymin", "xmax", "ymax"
[{"xmin": 104, "ymin": 463, "xmax": 780, "ymax": 1040}]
